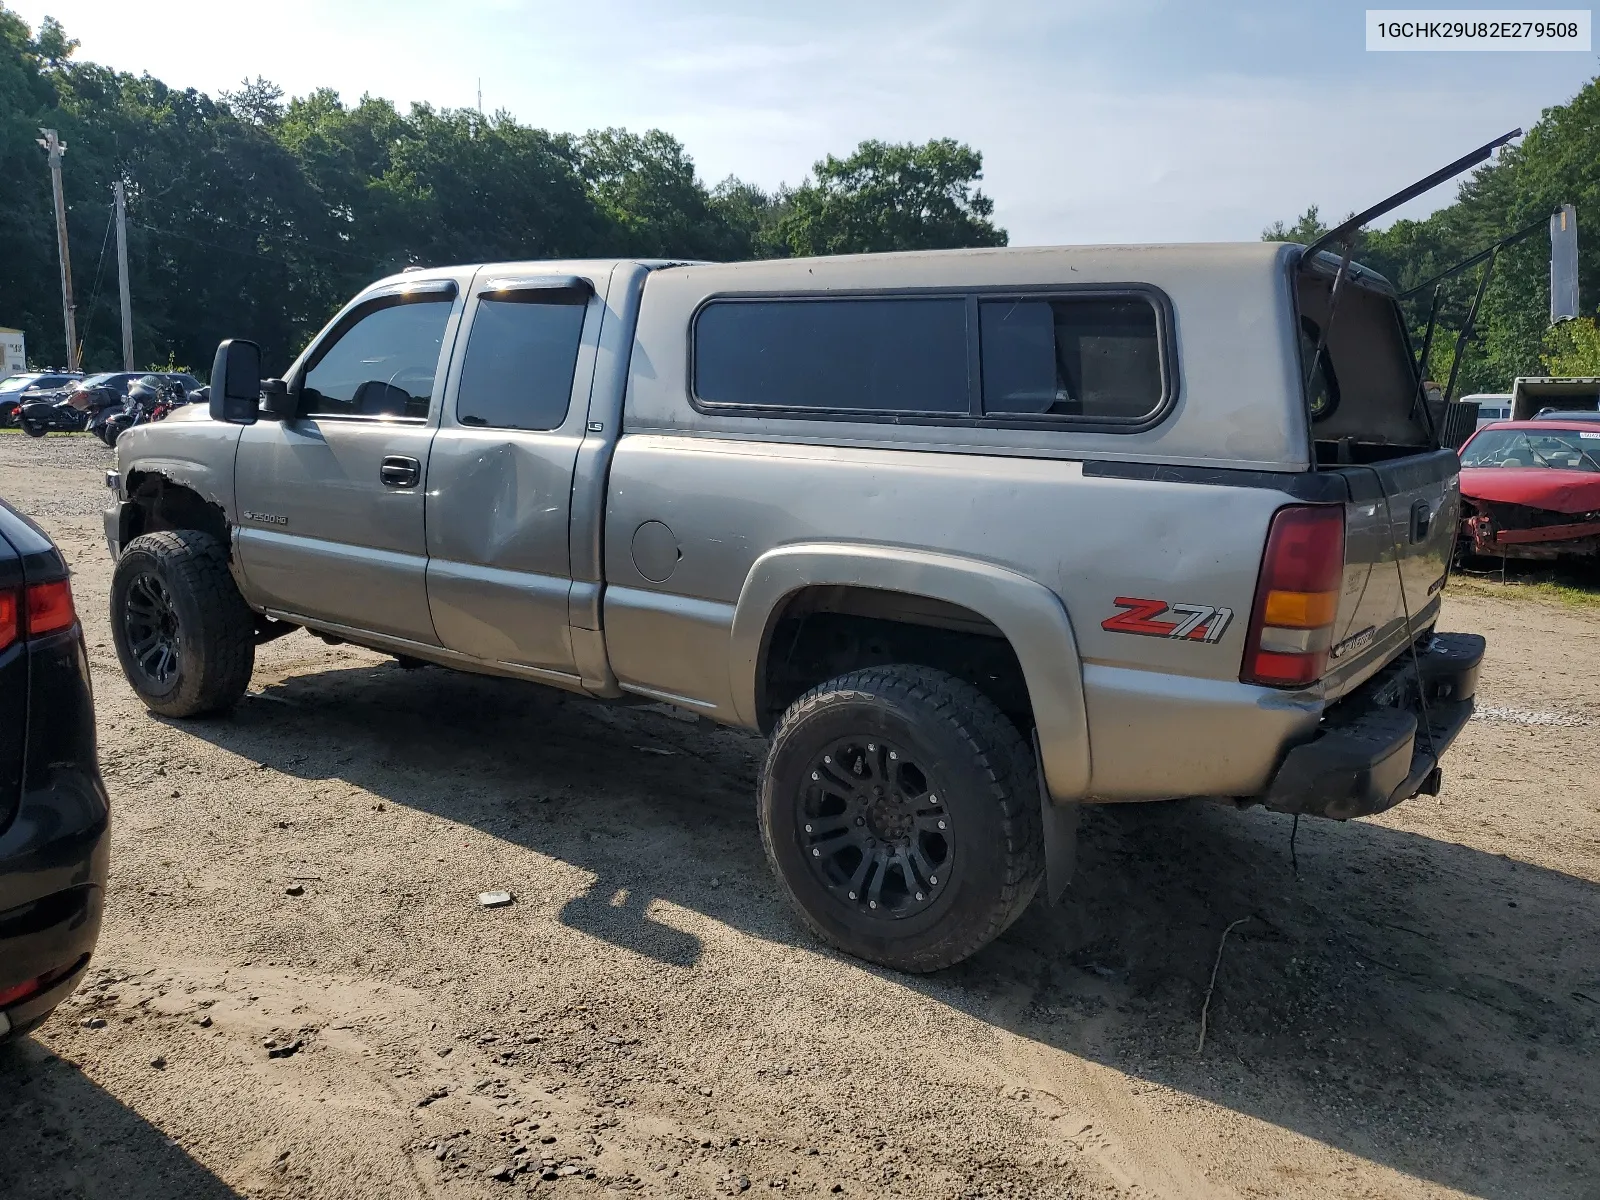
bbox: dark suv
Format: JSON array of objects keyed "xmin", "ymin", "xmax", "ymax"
[{"xmin": 0, "ymin": 498, "xmax": 108, "ymax": 1041}]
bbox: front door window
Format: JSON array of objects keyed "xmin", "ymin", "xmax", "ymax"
[{"xmin": 301, "ymin": 296, "xmax": 453, "ymax": 420}]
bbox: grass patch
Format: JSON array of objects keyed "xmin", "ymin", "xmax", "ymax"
[{"xmin": 1449, "ymin": 571, "xmax": 1600, "ymax": 611}]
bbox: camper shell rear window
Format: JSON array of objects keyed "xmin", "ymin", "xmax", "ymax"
[{"xmin": 1296, "ymin": 257, "xmax": 1435, "ymax": 463}]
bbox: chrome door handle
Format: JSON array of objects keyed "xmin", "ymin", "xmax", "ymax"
[{"xmin": 380, "ymin": 455, "xmax": 420, "ymax": 488}]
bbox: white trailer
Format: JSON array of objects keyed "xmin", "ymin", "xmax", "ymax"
[{"xmin": 0, "ymin": 328, "xmax": 24, "ymax": 380}]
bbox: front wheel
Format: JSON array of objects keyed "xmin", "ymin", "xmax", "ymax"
[
  {"xmin": 110, "ymin": 530, "xmax": 256, "ymax": 717},
  {"xmin": 759, "ymin": 664, "xmax": 1043, "ymax": 972}
]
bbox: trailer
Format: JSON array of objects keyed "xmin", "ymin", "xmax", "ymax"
[
  {"xmin": 1510, "ymin": 376, "xmax": 1600, "ymax": 421},
  {"xmin": 0, "ymin": 328, "xmax": 24, "ymax": 380}
]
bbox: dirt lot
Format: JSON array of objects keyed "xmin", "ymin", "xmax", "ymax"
[{"xmin": 0, "ymin": 432, "xmax": 1597, "ymax": 1200}]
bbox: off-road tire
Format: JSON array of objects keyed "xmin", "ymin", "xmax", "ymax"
[
  {"xmin": 110, "ymin": 530, "xmax": 255, "ymax": 718},
  {"xmin": 759, "ymin": 664, "xmax": 1043, "ymax": 972}
]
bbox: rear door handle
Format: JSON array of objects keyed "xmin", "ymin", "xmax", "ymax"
[{"xmin": 380, "ymin": 455, "xmax": 421, "ymax": 488}]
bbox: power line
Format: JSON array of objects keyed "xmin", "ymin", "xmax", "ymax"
[{"xmin": 77, "ymin": 206, "xmax": 116, "ymax": 355}]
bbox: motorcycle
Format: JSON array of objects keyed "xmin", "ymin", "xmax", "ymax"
[
  {"xmin": 91, "ymin": 376, "xmax": 190, "ymax": 447},
  {"xmin": 17, "ymin": 383, "xmax": 121, "ymax": 437}
]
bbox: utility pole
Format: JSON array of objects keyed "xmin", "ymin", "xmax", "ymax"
[
  {"xmin": 114, "ymin": 180, "xmax": 133, "ymax": 370},
  {"xmin": 477, "ymin": 78, "xmax": 483, "ymax": 114},
  {"xmin": 36, "ymin": 128, "xmax": 78, "ymax": 371}
]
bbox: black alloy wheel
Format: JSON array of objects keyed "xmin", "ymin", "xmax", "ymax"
[
  {"xmin": 759, "ymin": 664, "xmax": 1044, "ymax": 972},
  {"xmin": 109, "ymin": 530, "xmax": 255, "ymax": 717},
  {"xmin": 797, "ymin": 736, "xmax": 952, "ymax": 918},
  {"xmin": 122, "ymin": 571, "xmax": 180, "ymax": 688}
]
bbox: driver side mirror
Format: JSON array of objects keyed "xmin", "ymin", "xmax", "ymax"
[
  {"xmin": 209, "ymin": 338, "xmax": 262, "ymax": 425},
  {"xmin": 260, "ymin": 377, "xmax": 296, "ymax": 420}
]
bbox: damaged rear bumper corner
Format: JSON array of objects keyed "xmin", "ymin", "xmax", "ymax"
[{"xmin": 1259, "ymin": 632, "xmax": 1485, "ymax": 821}]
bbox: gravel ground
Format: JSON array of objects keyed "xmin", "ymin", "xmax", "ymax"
[{"xmin": 0, "ymin": 430, "xmax": 1597, "ymax": 1200}]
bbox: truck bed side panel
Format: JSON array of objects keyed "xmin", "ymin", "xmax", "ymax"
[{"xmin": 603, "ymin": 435, "xmax": 1316, "ymax": 798}]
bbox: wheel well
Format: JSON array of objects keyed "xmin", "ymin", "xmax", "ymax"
[
  {"xmin": 757, "ymin": 585, "xmax": 1034, "ymax": 735},
  {"xmin": 125, "ymin": 473, "xmax": 230, "ymax": 549}
]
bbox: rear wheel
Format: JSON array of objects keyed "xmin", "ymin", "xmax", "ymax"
[
  {"xmin": 759, "ymin": 664, "xmax": 1043, "ymax": 972},
  {"xmin": 110, "ymin": 530, "xmax": 255, "ymax": 717},
  {"xmin": 19, "ymin": 417, "xmax": 44, "ymax": 437}
]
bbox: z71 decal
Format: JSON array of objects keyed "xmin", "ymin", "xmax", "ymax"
[{"xmin": 1102, "ymin": 596, "xmax": 1234, "ymax": 643}]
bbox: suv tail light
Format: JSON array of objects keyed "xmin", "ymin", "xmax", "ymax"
[
  {"xmin": 25, "ymin": 578, "xmax": 76, "ymax": 636},
  {"xmin": 1241, "ymin": 505, "xmax": 1345, "ymax": 688},
  {"xmin": 0, "ymin": 958, "xmax": 81, "ymax": 1009},
  {"xmin": 0, "ymin": 578, "xmax": 77, "ymax": 652},
  {"xmin": 0, "ymin": 589, "xmax": 16, "ymax": 653}
]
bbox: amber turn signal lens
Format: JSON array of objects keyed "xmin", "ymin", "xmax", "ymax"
[{"xmin": 1262, "ymin": 589, "xmax": 1339, "ymax": 629}]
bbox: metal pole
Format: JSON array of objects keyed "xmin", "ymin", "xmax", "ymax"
[
  {"xmin": 1443, "ymin": 247, "xmax": 1499, "ymax": 404},
  {"xmin": 37, "ymin": 129, "xmax": 78, "ymax": 371},
  {"xmin": 114, "ymin": 180, "xmax": 133, "ymax": 370}
]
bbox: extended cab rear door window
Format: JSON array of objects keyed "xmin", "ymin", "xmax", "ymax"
[
  {"xmin": 301, "ymin": 292, "xmax": 454, "ymax": 421},
  {"xmin": 979, "ymin": 296, "xmax": 1164, "ymax": 421},
  {"xmin": 455, "ymin": 292, "xmax": 587, "ymax": 431},
  {"xmin": 694, "ymin": 297, "xmax": 969, "ymax": 414}
]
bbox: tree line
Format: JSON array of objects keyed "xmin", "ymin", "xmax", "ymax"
[
  {"xmin": 0, "ymin": 9, "xmax": 1005, "ymax": 375},
  {"xmin": 1264, "ymin": 73, "xmax": 1600, "ymax": 395},
  {"xmin": 14, "ymin": 2, "xmax": 1594, "ymax": 396}
]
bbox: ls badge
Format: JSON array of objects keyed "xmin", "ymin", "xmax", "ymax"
[{"xmin": 1102, "ymin": 596, "xmax": 1234, "ymax": 643}]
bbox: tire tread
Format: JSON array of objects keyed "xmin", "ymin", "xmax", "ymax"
[
  {"xmin": 112, "ymin": 530, "xmax": 254, "ymax": 717},
  {"xmin": 760, "ymin": 664, "xmax": 1043, "ymax": 972}
]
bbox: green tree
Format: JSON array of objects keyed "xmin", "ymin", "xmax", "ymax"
[
  {"xmin": 1542, "ymin": 316, "xmax": 1600, "ymax": 375},
  {"xmin": 709, "ymin": 176, "xmax": 789, "ymax": 258},
  {"xmin": 1263, "ymin": 205, "xmax": 1330, "ymax": 245},
  {"xmin": 376, "ymin": 105, "xmax": 602, "ymax": 270},
  {"xmin": 775, "ymin": 139, "xmax": 1007, "ymax": 256},
  {"xmin": 577, "ymin": 128, "xmax": 754, "ymax": 259},
  {"xmin": 0, "ymin": 7, "xmax": 1009, "ymax": 376}
]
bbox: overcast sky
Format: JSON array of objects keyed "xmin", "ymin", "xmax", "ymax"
[{"xmin": 11, "ymin": 1, "xmax": 1599, "ymax": 244}]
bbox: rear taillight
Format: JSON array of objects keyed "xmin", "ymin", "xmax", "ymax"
[
  {"xmin": 0, "ymin": 589, "xmax": 16, "ymax": 653},
  {"xmin": 0, "ymin": 579, "xmax": 76, "ymax": 652},
  {"xmin": 1242, "ymin": 505, "xmax": 1345, "ymax": 688},
  {"xmin": 0, "ymin": 959, "xmax": 79, "ymax": 1009},
  {"xmin": 25, "ymin": 578, "xmax": 76, "ymax": 636}
]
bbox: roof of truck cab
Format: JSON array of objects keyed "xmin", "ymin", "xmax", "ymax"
[
  {"xmin": 645, "ymin": 241, "xmax": 1309, "ymax": 293},
  {"xmin": 375, "ymin": 242, "xmax": 1315, "ymax": 291}
]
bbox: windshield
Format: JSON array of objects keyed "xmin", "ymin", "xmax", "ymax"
[
  {"xmin": 80, "ymin": 373, "xmax": 130, "ymax": 390},
  {"xmin": 1461, "ymin": 428, "xmax": 1600, "ymax": 473}
]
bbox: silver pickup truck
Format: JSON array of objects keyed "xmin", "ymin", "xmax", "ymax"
[{"xmin": 103, "ymin": 243, "xmax": 1484, "ymax": 971}]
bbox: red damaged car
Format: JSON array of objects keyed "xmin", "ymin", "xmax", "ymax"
[{"xmin": 1457, "ymin": 419, "xmax": 1600, "ymax": 560}]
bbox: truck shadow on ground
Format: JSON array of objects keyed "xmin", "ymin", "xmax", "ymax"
[
  {"xmin": 0, "ymin": 1038, "xmax": 241, "ymax": 1200},
  {"xmin": 176, "ymin": 657, "xmax": 1599, "ymax": 1199}
]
